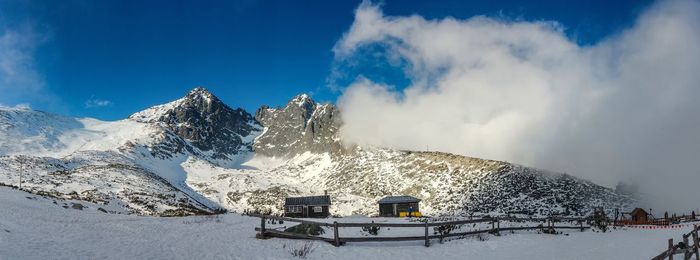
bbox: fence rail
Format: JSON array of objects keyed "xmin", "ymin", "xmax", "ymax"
[
  {"xmin": 250, "ymin": 214, "xmax": 590, "ymax": 247},
  {"xmin": 651, "ymin": 224, "xmax": 700, "ymax": 260}
]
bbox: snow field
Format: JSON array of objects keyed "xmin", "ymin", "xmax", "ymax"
[{"xmin": 0, "ymin": 187, "xmax": 694, "ymax": 260}]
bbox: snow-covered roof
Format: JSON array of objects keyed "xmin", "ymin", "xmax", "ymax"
[
  {"xmin": 285, "ymin": 195, "xmax": 331, "ymax": 206},
  {"xmin": 378, "ymin": 195, "xmax": 421, "ymax": 204}
]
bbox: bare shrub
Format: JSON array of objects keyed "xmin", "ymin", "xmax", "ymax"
[
  {"xmin": 285, "ymin": 223, "xmax": 325, "ymax": 236},
  {"xmin": 477, "ymin": 232, "xmax": 490, "ymax": 241},
  {"xmin": 287, "ymin": 241, "xmax": 316, "ymax": 259},
  {"xmin": 433, "ymin": 224, "xmax": 458, "ymax": 243},
  {"xmin": 361, "ymin": 221, "xmax": 381, "ymax": 236}
]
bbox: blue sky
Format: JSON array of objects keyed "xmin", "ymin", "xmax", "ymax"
[{"xmin": 0, "ymin": 0, "xmax": 652, "ymax": 120}]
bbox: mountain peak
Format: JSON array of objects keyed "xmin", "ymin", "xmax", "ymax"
[
  {"xmin": 187, "ymin": 86, "xmax": 212, "ymax": 96},
  {"xmin": 184, "ymin": 87, "xmax": 219, "ymax": 104},
  {"xmin": 254, "ymin": 93, "xmax": 344, "ymax": 158},
  {"xmin": 288, "ymin": 93, "xmax": 315, "ymax": 108},
  {"xmin": 130, "ymin": 86, "xmax": 258, "ymax": 160},
  {"xmin": 130, "ymin": 87, "xmax": 221, "ymax": 123}
]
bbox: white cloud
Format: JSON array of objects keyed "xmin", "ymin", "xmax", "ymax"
[
  {"xmin": 0, "ymin": 22, "xmax": 52, "ymax": 107},
  {"xmin": 0, "ymin": 103, "xmax": 31, "ymax": 110},
  {"xmin": 334, "ymin": 0, "xmax": 700, "ymax": 211},
  {"xmin": 84, "ymin": 97, "xmax": 113, "ymax": 108}
]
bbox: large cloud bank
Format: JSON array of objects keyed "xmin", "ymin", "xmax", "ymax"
[{"xmin": 334, "ymin": 0, "xmax": 700, "ymax": 211}]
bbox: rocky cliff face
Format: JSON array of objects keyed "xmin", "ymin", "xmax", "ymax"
[
  {"xmin": 130, "ymin": 87, "xmax": 259, "ymax": 160},
  {"xmin": 253, "ymin": 94, "xmax": 344, "ymax": 158}
]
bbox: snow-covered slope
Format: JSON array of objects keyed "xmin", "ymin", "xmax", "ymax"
[
  {"xmin": 0, "ymin": 186, "xmax": 688, "ymax": 260},
  {"xmin": 187, "ymin": 148, "xmax": 631, "ymax": 217},
  {"xmin": 0, "ymin": 87, "xmax": 634, "ymax": 217},
  {"xmin": 0, "ymin": 107, "xmax": 156, "ymax": 157},
  {"xmin": 0, "ymin": 154, "xmax": 213, "ymax": 216}
]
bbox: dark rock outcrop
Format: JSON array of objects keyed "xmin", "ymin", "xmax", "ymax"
[
  {"xmin": 253, "ymin": 94, "xmax": 345, "ymax": 157},
  {"xmin": 130, "ymin": 87, "xmax": 260, "ymax": 159}
]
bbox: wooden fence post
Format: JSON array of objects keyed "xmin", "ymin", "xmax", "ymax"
[
  {"xmin": 693, "ymin": 225, "xmax": 699, "ymax": 260},
  {"xmin": 683, "ymin": 235, "xmax": 690, "ymax": 260},
  {"xmin": 259, "ymin": 217, "xmax": 266, "ymax": 238},
  {"xmin": 550, "ymin": 217, "xmax": 554, "ymax": 229},
  {"xmin": 333, "ymin": 221, "xmax": 340, "ymax": 247},
  {"xmin": 669, "ymin": 238, "xmax": 674, "ymax": 260},
  {"xmin": 424, "ymin": 221, "xmax": 429, "ymax": 247},
  {"xmin": 496, "ymin": 217, "xmax": 500, "ymax": 235}
]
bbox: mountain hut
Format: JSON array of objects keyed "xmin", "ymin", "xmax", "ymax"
[
  {"xmin": 378, "ymin": 195, "xmax": 422, "ymax": 217},
  {"xmin": 283, "ymin": 194, "xmax": 331, "ymax": 218}
]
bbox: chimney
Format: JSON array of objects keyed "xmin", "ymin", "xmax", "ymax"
[{"xmin": 324, "ymin": 190, "xmax": 328, "ymax": 196}]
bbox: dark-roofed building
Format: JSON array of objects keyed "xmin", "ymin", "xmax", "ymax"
[
  {"xmin": 624, "ymin": 208, "xmax": 650, "ymax": 223},
  {"xmin": 284, "ymin": 195, "xmax": 331, "ymax": 218},
  {"xmin": 378, "ymin": 195, "xmax": 422, "ymax": 217}
]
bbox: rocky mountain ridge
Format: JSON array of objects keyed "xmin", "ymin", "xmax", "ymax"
[
  {"xmin": 129, "ymin": 87, "xmax": 260, "ymax": 160},
  {"xmin": 254, "ymin": 94, "xmax": 345, "ymax": 158},
  {"xmin": 0, "ymin": 87, "xmax": 634, "ymax": 217}
]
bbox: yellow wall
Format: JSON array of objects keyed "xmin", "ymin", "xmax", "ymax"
[{"xmin": 399, "ymin": 211, "xmax": 422, "ymax": 217}]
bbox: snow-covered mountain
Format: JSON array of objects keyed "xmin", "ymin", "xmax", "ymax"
[
  {"xmin": 0, "ymin": 87, "xmax": 634, "ymax": 217},
  {"xmin": 0, "ymin": 88, "xmax": 258, "ymax": 215}
]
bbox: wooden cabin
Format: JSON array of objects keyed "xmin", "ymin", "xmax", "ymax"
[
  {"xmin": 619, "ymin": 208, "xmax": 651, "ymax": 225},
  {"xmin": 378, "ymin": 196, "xmax": 422, "ymax": 217},
  {"xmin": 628, "ymin": 208, "xmax": 650, "ymax": 223},
  {"xmin": 284, "ymin": 195, "xmax": 331, "ymax": 218}
]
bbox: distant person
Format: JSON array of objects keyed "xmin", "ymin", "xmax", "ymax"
[{"xmin": 407, "ymin": 206, "xmax": 413, "ymax": 218}]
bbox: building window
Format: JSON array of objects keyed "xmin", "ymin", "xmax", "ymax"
[
  {"xmin": 313, "ymin": 206, "xmax": 322, "ymax": 213},
  {"xmin": 287, "ymin": 206, "xmax": 302, "ymax": 213}
]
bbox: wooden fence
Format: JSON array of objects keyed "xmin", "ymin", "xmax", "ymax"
[
  {"xmin": 617, "ymin": 218, "xmax": 697, "ymax": 227},
  {"xmin": 652, "ymin": 224, "xmax": 700, "ymax": 260},
  {"xmin": 251, "ymin": 214, "xmax": 590, "ymax": 247}
]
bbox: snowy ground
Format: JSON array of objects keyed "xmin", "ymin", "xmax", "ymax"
[{"xmin": 0, "ymin": 187, "xmax": 695, "ymax": 260}]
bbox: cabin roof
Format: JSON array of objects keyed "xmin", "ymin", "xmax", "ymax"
[
  {"xmin": 285, "ymin": 195, "xmax": 331, "ymax": 206},
  {"xmin": 378, "ymin": 195, "xmax": 421, "ymax": 204},
  {"xmin": 630, "ymin": 208, "xmax": 649, "ymax": 215}
]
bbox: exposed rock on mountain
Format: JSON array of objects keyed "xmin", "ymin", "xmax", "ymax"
[
  {"xmin": 130, "ymin": 87, "xmax": 259, "ymax": 160},
  {"xmin": 254, "ymin": 94, "xmax": 344, "ymax": 158}
]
